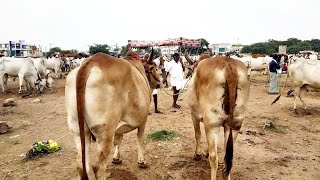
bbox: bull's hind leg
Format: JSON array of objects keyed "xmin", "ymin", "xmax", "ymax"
[
  {"xmin": 1, "ymin": 73, "xmax": 8, "ymax": 93},
  {"xmin": 191, "ymin": 113, "xmax": 203, "ymax": 160},
  {"xmin": 112, "ymin": 121, "xmax": 135, "ymax": 164},
  {"xmin": 203, "ymin": 113, "xmax": 222, "ymax": 180},
  {"xmin": 89, "ymin": 122, "xmax": 117, "ymax": 180},
  {"xmin": 137, "ymin": 121, "xmax": 148, "ymax": 168},
  {"xmin": 293, "ymin": 87, "xmax": 301, "ymax": 113},
  {"xmin": 18, "ymin": 75, "xmax": 24, "ymax": 94},
  {"xmin": 112, "ymin": 134, "xmax": 123, "ymax": 164},
  {"xmin": 298, "ymin": 86, "xmax": 309, "ymax": 114},
  {"xmin": 68, "ymin": 116, "xmax": 91, "ymax": 179}
]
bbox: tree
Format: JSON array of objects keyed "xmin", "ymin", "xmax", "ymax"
[
  {"xmin": 120, "ymin": 45, "xmax": 130, "ymax": 56},
  {"xmin": 61, "ymin": 49, "xmax": 78, "ymax": 54},
  {"xmin": 287, "ymin": 41, "xmax": 312, "ymax": 54},
  {"xmin": 240, "ymin": 38, "xmax": 316, "ymax": 54},
  {"xmin": 285, "ymin": 38, "xmax": 302, "ymax": 47},
  {"xmin": 46, "ymin": 47, "xmax": 62, "ymax": 57},
  {"xmin": 309, "ymin": 39, "xmax": 320, "ymax": 52},
  {"xmin": 89, "ymin": 44, "xmax": 109, "ymax": 55}
]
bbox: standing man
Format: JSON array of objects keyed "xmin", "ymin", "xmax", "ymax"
[
  {"xmin": 143, "ymin": 52, "xmax": 163, "ymax": 113},
  {"xmin": 269, "ymin": 54, "xmax": 281, "ymax": 94},
  {"xmin": 165, "ymin": 53, "xmax": 185, "ymax": 108}
]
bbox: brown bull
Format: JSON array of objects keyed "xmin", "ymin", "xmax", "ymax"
[
  {"xmin": 65, "ymin": 50, "xmax": 160, "ymax": 180},
  {"xmin": 187, "ymin": 56, "xmax": 250, "ymax": 180}
]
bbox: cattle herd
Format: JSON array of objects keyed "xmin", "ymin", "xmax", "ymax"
[
  {"xmin": 1, "ymin": 51, "xmax": 319, "ymax": 180},
  {"xmin": 0, "ymin": 56, "xmax": 85, "ymax": 96}
]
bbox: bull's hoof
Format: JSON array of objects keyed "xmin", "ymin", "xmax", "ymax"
[
  {"xmin": 194, "ymin": 154, "xmax": 202, "ymax": 161},
  {"xmin": 18, "ymin": 92, "xmax": 22, "ymax": 95},
  {"xmin": 305, "ymin": 110, "xmax": 311, "ymax": 115},
  {"xmin": 294, "ymin": 109, "xmax": 299, "ymax": 114},
  {"xmin": 138, "ymin": 161, "xmax": 149, "ymax": 169},
  {"xmin": 112, "ymin": 158, "xmax": 123, "ymax": 164}
]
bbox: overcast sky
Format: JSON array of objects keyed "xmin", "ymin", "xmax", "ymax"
[{"xmin": 1, "ymin": 0, "xmax": 319, "ymax": 51}]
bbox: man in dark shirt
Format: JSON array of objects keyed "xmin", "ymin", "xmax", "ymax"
[{"xmin": 269, "ymin": 55, "xmax": 281, "ymax": 94}]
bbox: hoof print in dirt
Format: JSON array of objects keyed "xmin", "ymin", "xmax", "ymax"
[{"xmin": 112, "ymin": 158, "xmax": 123, "ymax": 164}]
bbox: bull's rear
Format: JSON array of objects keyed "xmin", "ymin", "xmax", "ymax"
[
  {"xmin": 188, "ymin": 56, "xmax": 249, "ymax": 180},
  {"xmin": 65, "ymin": 52, "xmax": 159, "ymax": 179}
]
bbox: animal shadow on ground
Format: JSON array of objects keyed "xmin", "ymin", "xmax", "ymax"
[
  {"xmin": 168, "ymin": 156, "xmax": 228, "ymax": 180},
  {"xmin": 106, "ymin": 168, "xmax": 138, "ymax": 180},
  {"xmin": 288, "ymin": 107, "xmax": 320, "ymax": 117}
]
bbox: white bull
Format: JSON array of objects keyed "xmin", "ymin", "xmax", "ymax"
[
  {"xmin": 45, "ymin": 57, "xmax": 61, "ymax": 78},
  {"xmin": 32, "ymin": 58, "xmax": 48, "ymax": 78},
  {"xmin": 288, "ymin": 59, "xmax": 320, "ymax": 112},
  {"xmin": 0, "ymin": 57, "xmax": 44, "ymax": 94},
  {"xmin": 73, "ymin": 58, "xmax": 85, "ymax": 67},
  {"xmin": 231, "ymin": 56, "xmax": 272, "ymax": 77},
  {"xmin": 33, "ymin": 58, "xmax": 54, "ymax": 89}
]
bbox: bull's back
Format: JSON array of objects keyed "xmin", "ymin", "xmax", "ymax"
[
  {"xmin": 190, "ymin": 57, "xmax": 249, "ymax": 114},
  {"xmin": 66, "ymin": 54, "xmax": 133, "ymax": 119},
  {"xmin": 1, "ymin": 59, "xmax": 24, "ymax": 76}
]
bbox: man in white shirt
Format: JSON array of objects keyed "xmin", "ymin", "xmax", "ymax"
[{"xmin": 165, "ymin": 53, "xmax": 185, "ymax": 108}]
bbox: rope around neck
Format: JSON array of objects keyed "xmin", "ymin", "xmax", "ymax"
[{"xmin": 127, "ymin": 60, "xmax": 150, "ymax": 88}]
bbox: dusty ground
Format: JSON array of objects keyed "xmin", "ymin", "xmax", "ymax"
[{"xmin": 0, "ymin": 73, "xmax": 320, "ymax": 180}]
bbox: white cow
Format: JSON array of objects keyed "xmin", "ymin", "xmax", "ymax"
[
  {"xmin": 231, "ymin": 56, "xmax": 272, "ymax": 76},
  {"xmin": 309, "ymin": 54, "xmax": 318, "ymax": 60},
  {"xmin": 288, "ymin": 59, "xmax": 320, "ymax": 112},
  {"xmin": 0, "ymin": 57, "xmax": 44, "ymax": 94},
  {"xmin": 44, "ymin": 57, "xmax": 61, "ymax": 78},
  {"xmin": 32, "ymin": 58, "xmax": 48, "ymax": 78},
  {"xmin": 33, "ymin": 58, "xmax": 54, "ymax": 89},
  {"xmin": 73, "ymin": 58, "xmax": 85, "ymax": 68}
]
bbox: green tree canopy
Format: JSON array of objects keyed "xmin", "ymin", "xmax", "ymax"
[
  {"xmin": 60, "ymin": 49, "xmax": 78, "ymax": 54},
  {"xmin": 46, "ymin": 47, "xmax": 62, "ymax": 57},
  {"xmin": 120, "ymin": 45, "xmax": 129, "ymax": 56},
  {"xmin": 241, "ymin": 38, "xmax": 320, "ymax": 54},
  {"xmin": 89, "ymin": 44, "xmax": 109, "ymax": 55}
]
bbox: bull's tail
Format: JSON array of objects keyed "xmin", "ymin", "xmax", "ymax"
[
  {"xmin": 223, "ymin": 61, "xmax": 238, "ymax": 177},
  {"xmin": 76, "ymin": 60, "xmax": 93, "ymax": 180}
]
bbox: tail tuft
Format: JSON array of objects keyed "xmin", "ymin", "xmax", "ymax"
[{"xmin": 223, "ymin": 130, "xmax": 233, "ymax": 178}]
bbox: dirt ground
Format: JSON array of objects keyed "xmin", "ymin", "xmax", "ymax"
[{"xmin": 0, "ymin": 73, "xmax": 320, "ymax": 180}]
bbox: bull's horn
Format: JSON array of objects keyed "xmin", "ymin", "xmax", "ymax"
[
  {"xmin": 37, "ymin": 74, "xmax": 41, "ymax": 80},
  {"xmin": 147, "ymin": 47, "xmax": 154, "ymax": 64}
]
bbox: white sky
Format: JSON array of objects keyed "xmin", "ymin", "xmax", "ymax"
[{"xmin": 1, "ymin": 0, "xmax": 319, "ymax": 51}]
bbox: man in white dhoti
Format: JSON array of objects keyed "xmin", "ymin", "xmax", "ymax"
[{"xmin": 165, "ymin": 53, "xmax": 185, "ymax": 108}]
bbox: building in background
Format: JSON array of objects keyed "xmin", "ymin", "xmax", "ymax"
[
  {"xmin": 0, "ymin": 40, "xmax": 42, "ymax": 57},
  {"xmin": 209, "ymin": 43, "xmax": 243, "ymax": 55},
  {"xmin": 278, "ymin": 45, "xmax": 287, "ymax": 54}
]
